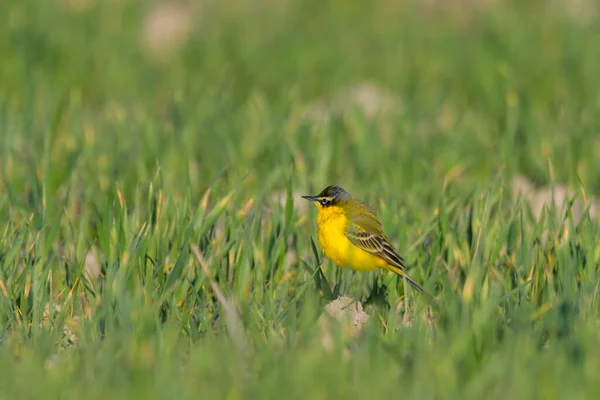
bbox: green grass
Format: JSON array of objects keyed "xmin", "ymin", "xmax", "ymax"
[{"xmin": 1, "ymin": 0, "xmax": 600, "ymax": 398}]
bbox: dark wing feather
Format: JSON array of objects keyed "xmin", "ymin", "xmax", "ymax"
[
  {"xmin": 344, "ymin": 207, "xmax": 430, "ymax": 296},
  {"xmin": 344, "ymin": 222, "xmax": 406, "ymax": 270}
]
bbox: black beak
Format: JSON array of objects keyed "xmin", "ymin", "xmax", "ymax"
[{"xmin": 302, "ymin": 195, "xmax": 318, "ymax": 201}]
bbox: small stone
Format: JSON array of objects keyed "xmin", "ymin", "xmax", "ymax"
[{"xmin": 318, "ymin": 296, "xmax": 370, "ymax": 352}]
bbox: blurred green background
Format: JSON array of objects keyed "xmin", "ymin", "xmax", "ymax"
[{"xmin": 1, "ymin": 0, "xmax": 600, "ymax": 398}]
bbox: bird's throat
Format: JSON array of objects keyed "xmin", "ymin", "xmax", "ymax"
[{"xmin": 317, "ymin": 206, "xmax": 344, "ymax": 227}]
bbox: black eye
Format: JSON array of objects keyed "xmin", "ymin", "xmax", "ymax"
[{"xmin": 320, "ymin": 198, "xmax": 330, "ymax": 206}]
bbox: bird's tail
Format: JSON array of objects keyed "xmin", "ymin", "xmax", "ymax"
[{"xmin": 384, "ymin": 264, "xmax": 432, "ymax": 298}]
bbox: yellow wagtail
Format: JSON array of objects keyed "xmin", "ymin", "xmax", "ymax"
[{"xmin": 302, "ymin": 185, "xmax": 429, "ymax": 296}]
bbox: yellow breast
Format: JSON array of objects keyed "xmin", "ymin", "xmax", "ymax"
[{"xmin": 316, "ymin": 207, "xmax": 385, "ymax": 271}]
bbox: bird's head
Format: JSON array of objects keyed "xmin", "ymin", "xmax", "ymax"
[{"xmin": 302, "ymin": 185, "xmax": 352, "ymax": 210}]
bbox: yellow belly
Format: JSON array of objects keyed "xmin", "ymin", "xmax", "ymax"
[{"xmin": 317, "ymin": 213, "xmax": 386, "ymax": 272}]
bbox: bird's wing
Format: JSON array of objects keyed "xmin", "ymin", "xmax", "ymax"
[
  {"xmin": 344, "ymin": 213, "xmax": 406, "ymax": 270},
  {"xmin": 344, "ymin": 207, "xmax": 429, "ymax": 296}
]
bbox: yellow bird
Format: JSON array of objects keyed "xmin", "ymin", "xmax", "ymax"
[{"xmin": 302, "ymin": 185, "xmax": 429, "ymax": 296}]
